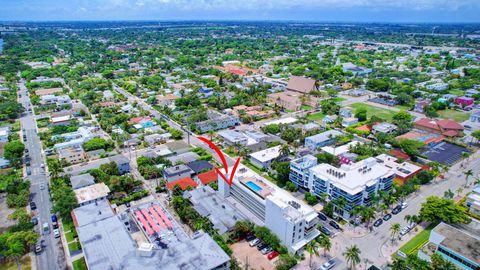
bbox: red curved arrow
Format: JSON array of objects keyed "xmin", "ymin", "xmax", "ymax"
[{"xmin": 197, "ymin": 136, "xmax": 229, "ymax": 174}]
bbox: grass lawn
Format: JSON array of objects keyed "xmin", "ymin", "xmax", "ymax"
[
  {"xmin": 65, "ymin": 231, "xmax": 77, "ymax": 242},
  {"xmin": 301, "ymin": 105, "xmax": 313, "ymax": 110},
  {"xmin": 306, "ymin": 112, "xmax": 325, "ymax": 121},
  {"xmin": 350, "ymin": 103, "xmax": 397, "ymax": 121},
  {"xmin": 62, "ymin": 221, "xmax": 74, "ymax": 232},
  {"xmin": 72, "ymin": 257, "xmax": 88, "ymax": 270},
  {"xmin": 398, "ymin": 225, "xmax": 434, "ymax": 255},
  {"xmin": 1, "ymin": 255, "xmax": 32, "ymax": 270},
  {"xmin": 395, "ymin": 104, "xmax": 412, "ymax": 111},
  {"xmin": 331, "ymin": 97, "xmax": 346, "ymax": 103},
  {"xmin": 437, "ymin": 109, "xmax": 470, "ymax": 122},
  {"xmin": 68, "ymin": 241, "xmax": 82, "ymax": 252},
  {"xmin": 449, "ymin": 89, "xmax": 465, "ymax": 96}
]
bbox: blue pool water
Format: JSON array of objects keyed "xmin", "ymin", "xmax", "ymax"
[{"xmin": 246, "ymin": 181, "xmax": 262, "ymax": 192}]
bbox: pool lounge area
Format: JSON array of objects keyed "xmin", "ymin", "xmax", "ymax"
[{"xmin": 240, "ymin": 177, "xmax": 272, "ymax": 198}]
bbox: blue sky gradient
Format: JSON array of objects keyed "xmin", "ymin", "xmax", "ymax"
[{"xmin": 0, "ymin": 0, "xmax": 479, "ymax": 22}]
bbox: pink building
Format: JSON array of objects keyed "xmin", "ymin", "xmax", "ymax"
[{"xmin": 455, "ymin": 96, "xmax": 474, "ymax": 106}]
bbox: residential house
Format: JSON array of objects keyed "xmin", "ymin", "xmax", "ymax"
[
  {"xmin": 58, "ymin": 147, "xmax": 87, "ymax": 164},
  {"xmin": 465, "ymin": 89, "xmax": 479, "ymax": 97},
  {"xmin": 186, "ymin": 160, "xmax": 213, "ymax": 175},
  {"xmin": 339, "ymin": 108, "xmax": 353, "ymax": 118},
  {"xmin": 163, "ymin": 164, "xmax": 194, "ymax": 182},
  {"xmin": 342, "ymin": 117, "xmax": 358, "ymax": 127},
  {"xmin": 249, "ymin": 145, "xmax": 283, "ymax": 169},
  {"xmin": 108, "ymin": 155, "xmax": 130, "ymax": 175},
  {"xmin": 466, "ymin": 185, "xmax": 480, "ymax": 216},
  {"xmin": 156, "ymin": 94, "xmax": 179, "ymax": 107},
  {"xmin": 372, "ymin": 122, "xmax": 397, "ymax": 134},
  {"xmin": 0, "ymin": 127, "xmax": 9, "ymax": 143},
  {"xmin": 414, "ymin": 99, "xmax": 431, "ymax": 113},
  {"xmin": 165, "ymin": 141, "xmax": 190, "ymax": 155},
  {"xmin": 196, "ymin": 111, "xmax": 240, "ymax": 133},
  {"xmin": 455, "ymin": 96, "xmax": 475, "ymax": 107},
  {"xmin": 70, "ymin": 174, "xmax": 95, "ymax": 190},
  {"xmin": 470, "ymin": 111, "xmax": 480, "ymax": 122},
  {"xmin": 74, "ymin": 183, "xmax": 110, "ymax": 206},
  {"xmin": 426, "ymin": 83, "xmax": 449, "ymax": 91},
  {"xmin": 50, "ymin": 115, "xmax": 71, "ymax": 126},
  {"xmin": 166, "ymin": 177, "xmax": 198, "ymax": 190},
  {"xmin": 217, "ymin": 130, "xmax": 248, "ymax": 147},
  {"xmin": 267, "ymin": 91, "xmax": 302, "ymax": 111},
  {"xmin": 414, "ymin": 118, "xmax": 464, "ymax": 137},
  {"xmin": 304, "ymin": 130, "xmax": 343, "ymax": 150},
  {"xmin": 86, "ymin": 149, "xmax": 105, "ymax": 160},
  {"xmin": 35, "ymin": 88, "xmax": 63, "ymax": 96}
]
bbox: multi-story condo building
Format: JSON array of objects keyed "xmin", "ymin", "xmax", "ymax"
[
  {"xmin": 289, "ymin": 155, "xmax": 395, "ymax": 219},
  {"xmin": 218, "ymin": 165, "xmax": 319, "ymax": 254}
]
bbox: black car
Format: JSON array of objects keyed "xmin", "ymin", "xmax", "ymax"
[
  {"xmin": 383, "ymin": 214, "xmax": 392, "ymax": 221},
  {"xmin": 245, "ymin": 235, "xmax": 256, "ymax": 242},
  {"xmin": 257, "ymin": 242, "xmax": 268, "ymax": 251},
  {"xmin": 318, "ymin": 212, "xmax": 328, "ymax": 221},
  {"xmin": 392, "ymin": 206, "xmax": 402, "ymax": 215},
  {"xmin": 373, "ymin": 219, "xmax": 383, "ymax": 227},
  {"xmin": 329, "ymin": 220, "xmax": 341, "ymax": 230},
  {"xmin": 30, "ymin": 201, "xmax": 37, "ymax": 210},
  {"xmin": 320, "ymin": 226, "xmax": 332, "ymax": 236}
]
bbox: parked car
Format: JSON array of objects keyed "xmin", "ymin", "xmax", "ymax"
[
  {"xmin": 320, "ymin": 226, "xmax": 331, "ymax": 236},
  {"xmin": 43, "ymin": 223, "xmax": 49, "ymax": 234},
  {"xmin": 26, "ymin": 168, "xmax": 31, "ymax": 175},
  {"xmin": 30, "ymin": 201, "xmax": 37, "ymax": 210},
  {"xmin": 320, "ymin": 259, "xmax": 337, "ymax": 270},
  {"xmin": 401, "ymin": 202, "xmax": 408, "ymax": 209},
  {"xmin": 392, "ymin": 205, "xmax": 402, "ymax": 215},
  {"xmin": 31, "ymin": 217, "xmax": 38, "ymax": 225},
  {"xmin": 318, "ymin": 212, "xmax": 328, "ymax": 221},
  {"xmin": 267, "ymin": 251, "xmax": 279, "ymax": 260},
  {"xmin": 383, "ymin": 214, "xmax": 392, "ymax": 221},
  {"xmin": 257, "ymin": 242, "xmax": 268, "ymax": 251},
  {"xmin": 261, "ymin": 246, "xmax": 273, "ymax": 255},
  {"xmin": 35, "ymin": 243, "xmax": 42, "ymax": 254},
  {"xmin": 400, "ymin": 227, "xmax": 410, "ymax": 236},
  {"xmin": 329, "ymin": 220, "xmax": 341, "ymax": 230},
  {"xmin": 51, "ymin": 214, "xmax": 57, "ymax": 223},
  {"xmin": 53, "ymin": 229, "xmax": 60, "ymax": 238},
  {"xmin": 249, "ymin": 238, "xmax": 260, "ymax": 247},
  {"xmin": 245, "ymin": 235, "xmax": 256, "ymax": 242},
  {"xmin": 373, "ymin": 219, "xmax": 383, "ymax": 227}
]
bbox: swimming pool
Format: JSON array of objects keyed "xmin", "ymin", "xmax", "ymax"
[{"xmin": 245, "ymin": 181, "xmax": 262, "ymax": 192}]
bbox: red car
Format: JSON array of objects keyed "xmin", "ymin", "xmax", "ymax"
[{"xmin": 267, "ymin": 251, "xmax": 279, "ymax": 260}]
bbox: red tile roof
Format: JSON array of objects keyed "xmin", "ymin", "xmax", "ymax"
[
  {"xmin": 442, "ymin": 130, "xmax": 459, "ymax": 137},
  {"xmin": 198, "ymin": 170, "xmax": 217, "ymax": 185},
  {"xmin": 286, "ymin": 76, "xmax": 316, "ymax": 93},
  {"xmin": 128, "ymin": 116, "xmax": 151, "ymax": 125},
  {"xmin": 437, "ymin": 119, "xmax": 464, "ymax": 130},
  {"xmin": 229, "ymin": 69, "xmax": 247, "ymax": 76},
  {"xmin": 415, "ymin": 118, "xmax": 440, "ymax": 131},
  {"xmin": 389, "ymin": 149, "xmax": 410, "ymax": 160},
  {"xmin": 166, "ymin": 177, "xmax": 198, "ymax": 190}
]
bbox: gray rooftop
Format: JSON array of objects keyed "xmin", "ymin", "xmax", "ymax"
[
  {"xmin": 167, "ymin": 152, "xmax": 200, "ymax": 165},
  {"xmin": 433, "ymin": 221, "xmax": 480, "ymax": 264},
  {"xmin": 305, "ymin": 130, "xmax": 343, "ymax": 143},
  {"xmin": 73, "ymin": 201, "xmax": 230, "ymax": 270},
  {"xmin": 163, "ymin": 164, "xmax": 194, "ymax": 178},
  {"xmin": 70, "ymin": 173, "xmax": 95, "ymax": 190},
  {"xmin": 184, "ymin": 186, "xmax": 247, "ymax": 234}
]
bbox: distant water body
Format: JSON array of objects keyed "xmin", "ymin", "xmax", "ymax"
[{"xmin": 0, "ymin": 39, "xmax": 3, "ymax": 54}]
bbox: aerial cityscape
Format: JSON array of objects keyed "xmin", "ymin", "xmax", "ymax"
[{"xmin": 0, "ymin": 1, "xmax": 480, "ymax": 270}]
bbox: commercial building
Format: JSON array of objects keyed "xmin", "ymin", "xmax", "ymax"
[
  {"xmin": 418, "ymin": 221, "xmax": 480, "ymax": 270},
  {"xmin": 72, "ymin": 200, "xmax": 230, "ymax": 270},
  {"xmin": 414, "ymin": 118, "xmax": 464, "ymax": 137},
  {"xmin": 375, "ymin": 154, "xmax": 422, "ymax": 185},
  {"xmin": 58, "ymin": 147, "xmax": 86, "ymax": 164},
  {"xmin": 218, "ymin": 165, "xmax": 320, "ymax": 254},
  {"xmin": 289, "ymin": 156, "xmax": 395, "ymax": 219},
  {"xmin": 196, "ymin": 111, "xmax": 240, "ymax": 133},
  {"xmin": 286, "ymin": 76, "xmax": 317, "ymax": 94},
  {"xmin": 304, "ymin": 130, "xmax": 343, "ymax": 150},
  {"xmin": 248, "ymin": 145, "xmax": 283, "ymax": 169}
]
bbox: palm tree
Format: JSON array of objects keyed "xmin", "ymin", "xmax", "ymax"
[
  {"xmin": 343, "ymin": 245, "xmax": 361, "ymax": 270},
  {"xmin": 390, "ymin": 223, "xmax": 401, "ymax": 243},
  {"xmin": 305, "ymin": 241, "xmax": 320, "ymax": 269},
  {"xmin": 360, "ymin": 207, "xmax": 375, "ymax": 228},
  {"xmin": 456, "ymin": 187, "xmax": 464, "ymax": 197},
  {"xmin": 404, "ymin": 214, "xmax": 412, "ymax": 226},
  {"xmin": 463, "ymin": 169, "xmax": 473, "ymax": 187},
  {"xmin": 7, "ymin": 240, "xmax": 24, "ymax": 270},
  {"xmin": 318, "ymin": 235, "xmax": 332, "ymax": 257},
  {"xmin": 279, "ymin": 144, "xmax": 290, "ymax": 159},
  {"xmin": 389, "ymin": 258, "xmax": 407, "ymax": 270}
]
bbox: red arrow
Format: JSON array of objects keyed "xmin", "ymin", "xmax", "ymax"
[{"xmin": 197, "ymin": 136, "xmax": 240, "ymax": 186}]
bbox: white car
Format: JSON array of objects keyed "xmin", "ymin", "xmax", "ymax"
[
  {"xmin": 401, "ymin": 202, "xmax": 408, "ymax": 209},
  {"xmin": 249, "ymin": 238, "xmax": 260, "ymax": 247},
  {"xmin": 53, "ymin": 229, "xmax": 60, "ymax": 238},
  {"xmin": 320, "ymin": 259, "xmax": 336, "ymax": 270}
]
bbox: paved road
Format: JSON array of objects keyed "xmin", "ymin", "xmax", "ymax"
[
  {"xmin": 18, "ymin": 80, "xmax": 66, "ymax": 270},
  {"xmin": 329, "ymin": 151, "xmax": 480, "ymax": 270},
  {"xmin": 113, "ymin": 84, "xmax": 235, "ymax": 166}
]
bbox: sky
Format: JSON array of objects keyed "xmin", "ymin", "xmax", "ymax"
[{"xmin": 0, "ymin": 0, "xmax": 479, "ymax": 23}]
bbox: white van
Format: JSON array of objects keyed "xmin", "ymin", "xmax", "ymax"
[{"xmin": 43, "ymin": 223, "xmax": 49, "ymax": 234}]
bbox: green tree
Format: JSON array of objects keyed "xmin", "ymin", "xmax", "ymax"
[
  {"xmin": 305, "ymin": 240, "xmax": 320, "ymax": 269},
  {"xmin": 390, "ymin": 223, "xmax": 401, "ymax": 243},
  {"xmin": 354, "ymin": 107, "xmax": 367, "ymax": 122},
  {"xmin": 463, "ymin": 169, "xmax": 473, "ymax": 187},
  {"xmin": 343, "ymin": 245, "xmax": 361, "ymax": 270},
  {"xmin": 318, "ymin": 235, "xmax": 332, "ymax": 257},
  {"xmin": 4, "ymin": 140, "xmax": 25, "ymax": 166},
  {"xmin": 419, "ymin": 196, "xmax": 470, "ymax": 224}
]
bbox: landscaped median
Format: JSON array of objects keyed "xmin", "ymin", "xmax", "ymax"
[{"xmin": 72, "ymin": 257, "xmax": 88, "ymax": 270}]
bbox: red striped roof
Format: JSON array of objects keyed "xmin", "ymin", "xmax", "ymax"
[{"xmin": 166, "ymin": 177, "xmax": 198, "ymax": 190}]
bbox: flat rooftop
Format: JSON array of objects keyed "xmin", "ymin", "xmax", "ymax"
[
  {"xmin": 309, "ymin": 157, "xmax": 394, "ymax": 195},
  {"xmin": 375, "ymin": 154, "xmax": 422, "ymax": 178},
  {"xmin": 433, "ymin": 221, "xmax": 480, "ymax": 264},
  {"xmin": 74, "ymin": 183, "xmax": 110, "ymax": 204},
  {"xmin": 249, "ymin": 145, "xmax": 281, "ymax": 163}
]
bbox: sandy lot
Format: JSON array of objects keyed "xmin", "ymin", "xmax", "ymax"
[{"xmin": 231, "ymin": 240, "xmax": 277, "ymax": 270}]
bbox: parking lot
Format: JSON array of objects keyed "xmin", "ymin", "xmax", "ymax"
[{"xmin": 231, "ymin": 240, "xmax": 276, "ymax": 270}]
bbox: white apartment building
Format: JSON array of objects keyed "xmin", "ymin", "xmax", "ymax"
[
  {"xmin": 290, "ymin": 155, "xmax": 395, "ymax": 219},
  {"xmin": 218, "ymin": 165, "xmax": 319, "ymax": 254},
  {"xmin": 248, "ymin": 145, "xmax": 282, "ymax": 169}
]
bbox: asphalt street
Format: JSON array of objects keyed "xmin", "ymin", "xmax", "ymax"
[{"xmin": 18, "ymin": 80, "xmax": 66, "ymax": 270}]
